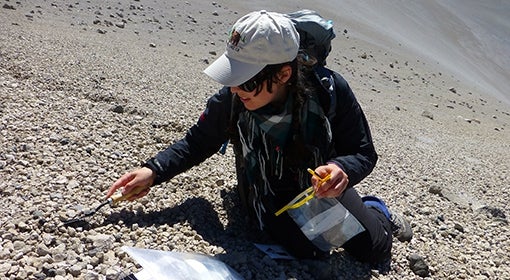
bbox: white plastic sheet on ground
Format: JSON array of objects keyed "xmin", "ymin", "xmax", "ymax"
[{"xmin": 122, "ymin": 246, "xmax": 244, "ymax": 280}]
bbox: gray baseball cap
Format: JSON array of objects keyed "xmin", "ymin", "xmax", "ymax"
[{"xmin": 204, "ymin": 10, "xmax": 300, "ymax": 86}]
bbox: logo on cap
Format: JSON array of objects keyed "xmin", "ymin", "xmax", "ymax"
[{"xmin": 227, "ymin": 30, "xmax": 244, "ymax": 52}]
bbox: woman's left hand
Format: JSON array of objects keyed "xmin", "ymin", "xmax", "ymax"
[{"xmin": 311, "ymin": 163, "xmax": 349, "ymax": 198}]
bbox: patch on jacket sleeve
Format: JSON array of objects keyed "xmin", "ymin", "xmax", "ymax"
[{"xmin": 199, "ymin": 108, "xmax": 208, "ymax": 122}]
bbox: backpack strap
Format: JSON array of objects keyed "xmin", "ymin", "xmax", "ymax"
[
  {"xmin": 313, "ymin": 65, "xmax": 337, "ymax": 120},
  {"xmin": 219, "ymin": 93, "xmax": 244, "ymax": 155}
]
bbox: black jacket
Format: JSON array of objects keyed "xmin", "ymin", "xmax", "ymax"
[{"xmin": 144, "ymin": 71, "xmax": 377, "ymax": 192}]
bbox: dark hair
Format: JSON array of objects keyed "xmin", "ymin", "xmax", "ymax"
[{"xmin": 248, "ymin": 59, "xmax": 299, "ymax": 96}]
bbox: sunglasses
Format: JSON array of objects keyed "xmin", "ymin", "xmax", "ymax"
[{"xmin": 238, "ymin": 78, "xmax": 259, "ymax": 92}]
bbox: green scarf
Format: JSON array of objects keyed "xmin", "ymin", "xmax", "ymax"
[{"xmin": 237, "ymin": 92, "xmax": 332, "ymax": 228}]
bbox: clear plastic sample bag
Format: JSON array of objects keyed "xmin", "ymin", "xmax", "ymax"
[{"xmin": 276, "ymin": 186, "xmax": 365, "ymax": 252}]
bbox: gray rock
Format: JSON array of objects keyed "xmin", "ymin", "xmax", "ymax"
[
  {"xmin": 88, "ymin": 233, "xmax": 115, "ymax": 248},
  {"xmin": 12, "ymin": 240, "xmax": 25, "ymax": 251},
  {"xmin": 3, "ymin": 4, "xmax": 16, "ymax": 10},
  {"xmin": 408, "ymin": 254, "xmax": 430, "ymax": 277},
  {"xmin": 477, "ymin": 205, "xmax": 507, "ymax": 222},
  {"xmin": 0, "ymin": 263, "xmax": 11, "ymax": 275},
  {"xmin": 36, "ymin": 243, "xmax": 51, "ymax": 256},
  {"xmin": 68, "ymin": 264, "xmax": 82, "ymax": 277},
  {"xmin": 428, "ymin": 185, "xmax": 442, "ymax": 195},
  {"xmin": 421, "ymin": 110, "xmax": 434, "ymax": 120},
  {"xmin": 111, "ymin": 105, "xmax": 125, "ymax": 113}
]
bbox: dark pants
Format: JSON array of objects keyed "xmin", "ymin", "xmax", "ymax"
[{"xmin": 261, "ymin": 187, "xmax": 393, "ymax": 263}]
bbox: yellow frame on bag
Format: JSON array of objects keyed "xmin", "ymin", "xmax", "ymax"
[{"xmin": 274, "ymin": 168, "xmax": 331, "ymax": 216}]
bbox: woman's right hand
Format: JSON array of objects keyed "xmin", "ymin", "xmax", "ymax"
[{"xmin": 106, "ymin": 167, "xmax": 156, "ymax": 201}]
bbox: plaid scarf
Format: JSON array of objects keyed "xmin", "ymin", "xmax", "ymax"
[{"xmin": 237, "ymin": 92, "xmax": 332, "ymax": 228}]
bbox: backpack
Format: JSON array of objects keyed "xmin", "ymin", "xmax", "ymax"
[
  {"xmin": 285, "ymin": 9, "xmax": 337, "ymax": 120},
  {"xmin": 284, "ymin": 9, "xmax": 336, "ymax": 67}
]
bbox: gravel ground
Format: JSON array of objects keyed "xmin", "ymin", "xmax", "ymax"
[{"xmin": 1, "ymin": 1, "xmax": 509, "ymax": 279}]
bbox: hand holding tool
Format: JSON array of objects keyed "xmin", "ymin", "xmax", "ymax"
[{"xmin": 274, "ymin": 168, "xmax": 331, "ymax": 216}]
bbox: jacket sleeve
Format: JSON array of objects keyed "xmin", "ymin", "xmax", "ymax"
[
  {"xmin": 327, "ymin": 72, "xmax": 378, "ymax": 187},
  {"xmin": 144, "ymin": 87, "xmax": 232, "ymax": 185}
]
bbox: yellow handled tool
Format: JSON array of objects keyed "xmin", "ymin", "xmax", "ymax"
[{"xmin": 109, "ymin": 185, "xmax": 148, "ymax": 204}]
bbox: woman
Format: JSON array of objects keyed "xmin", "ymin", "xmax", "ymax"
[{"xmin": 107, "ymin": 10, "xmax": 411, "ymax": 271}]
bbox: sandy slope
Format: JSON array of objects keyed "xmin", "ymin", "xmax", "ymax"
[
  {"xmin": 315, "ymin": 0, "xmax": 510, "ymax": 105},
  {"xmin": 1, "ymin": 0, "xmax": 509, "ymax": 279}
]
